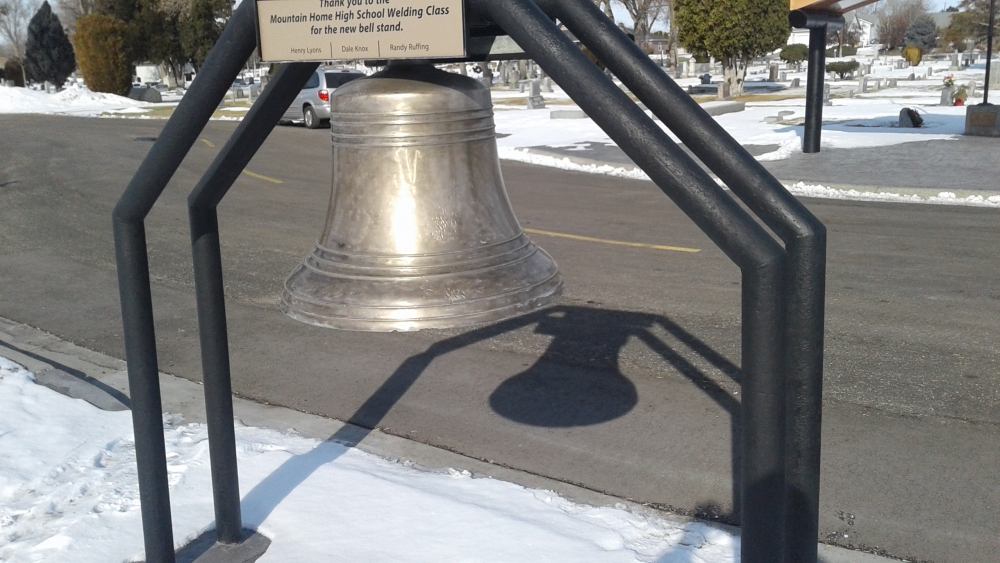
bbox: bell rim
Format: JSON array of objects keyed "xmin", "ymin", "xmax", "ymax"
[{"xmin": 279, "ymin": 273, "xmax": 563, "ymax": 332}]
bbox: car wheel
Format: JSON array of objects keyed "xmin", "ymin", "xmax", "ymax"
[{"xmin": 304, "ymin": 106, "xmax": 320, "ymax": 129}]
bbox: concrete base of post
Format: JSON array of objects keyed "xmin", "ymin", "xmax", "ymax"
[{"xmin": 964, "ymin": 103, "xmax": 1000, "ymax": 136}]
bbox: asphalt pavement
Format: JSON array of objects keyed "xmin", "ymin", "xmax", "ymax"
[{"xmin": 0, "ymin": 115, "xmax": 998, "ymax": 562}]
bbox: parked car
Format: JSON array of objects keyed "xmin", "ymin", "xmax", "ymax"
[{"xmin": 281, "ymin": 68, "xmax": 366, "ymax": 129}]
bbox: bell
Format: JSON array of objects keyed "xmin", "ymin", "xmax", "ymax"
[{"xmin": 281, "ymin": 63, "xmax": 563, "ymax": 331}]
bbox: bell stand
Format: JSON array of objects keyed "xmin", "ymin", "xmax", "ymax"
[{"xmin": 112, "ymin": 1, "xmax": 827, "ymax": 562}]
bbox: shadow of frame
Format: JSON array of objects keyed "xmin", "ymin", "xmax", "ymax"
[{"xmin": 238, "ymin": 304, "xmax": 744, "ymax": 531}]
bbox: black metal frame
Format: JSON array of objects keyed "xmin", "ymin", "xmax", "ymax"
[
  {"xmin": 790, "ymin": 10, "xmax": 845, "ymax": 154},
  {"xmin": 113, "ymin": 2, "xmax": 826, "ymax": 562}
]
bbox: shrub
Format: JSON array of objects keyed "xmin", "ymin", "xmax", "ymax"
[
  {"xmin": 4, "ymin": 59, "xmax": 26, "ymax": 87},
  {"xmin": 24, "ymin": 1, "xmax": 77, "ymax": 88},
  {"xmin": 825, "ymin": 60, "xmax": 860, "ymax": 79},
  {"xmin": 825, "ymin": 46, "xmax": 857, "ymax": 57},
  {"xmin": 903, "ymin": 45, "xmax": 923, "ymax": 66},
  {"xmin": 780, "ymin": 44, "xmax": 809, "ymax": 64},
  {"xmin": 73, "ymin": 14, "xmax": 131, "ymax": 96}
]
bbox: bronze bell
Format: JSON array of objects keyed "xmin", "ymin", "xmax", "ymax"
[{"xmin": 281, "ymin": 63, "xmax": 563, "ymax": 331}]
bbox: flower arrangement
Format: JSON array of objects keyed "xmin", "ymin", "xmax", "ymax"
[{"xmin": 943, "ymin": 75, "xmax": 956, "ymax": 88}]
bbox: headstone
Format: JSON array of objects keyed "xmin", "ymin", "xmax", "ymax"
[
  {"xmin": 940, "ymin": 86, "xmax": 956, "ymax": 106},
  {"xmin": 991, "ymin": 68, "xmax": 1000, "ymax": 85},
  {"xmin": 779, "ymin": 71, "xmax": 787, "ymax": 82},
  {"xmin": 860, "ymin": 76, "xmax": 869, "ymax": 93},
  {"xmin": 790, "ymin": 78, "xmax": 801, "ymax": 88},
  {"xmin": 908, "ymin": 73, "xmax": 915, "ymax": 81},
  {"xmin": 550, "ymin": 110, "xmax": 588, "ymax": 119},
  {"xmin": 686, "ymin": 59, "xmax": 696, "ymax": 78},
  {"xmin": 768, "ymin": 64, "xmax": 779, "ymax": 82},
  {"xmin": 846, "ymin": 89, "xmax": 855, "ymax": 98},
  {"xmin": 899, "ymin": 108, "xmax": 923, "ymax": 128},
  {"xmin": 927, "ymin": 67, "xmax": 933, "ymax": 77},
  {"xmin": 128, "ymin": 86, "xmax": 162, "ymax": 103},
  {"xmin": 888, "ymin": 78, "xmax": 898, "ymax": 88},
  {"xmin": 527, "ymin": 80, "xmax": 545, "ymax": 109},
  {"xmin": 519, "ymin": 80, "xmax": 527, "ymax": 93},
  {"xmin": 700, "ymin": 73, "xmax": 712, "ymax": 85},
  {"xmin": 543, "ymin": 77, "xmax": 553, "ymax": 93},
  {"xmin": 717, "ymin": 81, "xmax": 731, "ymax": 99},
  {"xmin": 965, "ymin": 103, "xmax": 1000, "ymax": 136},
  {"xmin": 823, "ymin": 83, "xmax": 832, "ymax": 106},
  {"xmin": 950, "ymin": 54, "xmax": 960, "ymax": 71},
  {"xmin": 828, "ymin": 72, "xmax": 838, "ymax": 81}
]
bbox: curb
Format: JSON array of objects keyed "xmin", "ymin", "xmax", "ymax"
[{"xmin": 0, "ymin": 316, "xmax": 901, "ymax": 562}]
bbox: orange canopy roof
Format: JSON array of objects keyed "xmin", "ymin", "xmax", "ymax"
[{"xmin": 790, "ymin": 0, "xmax": 880, "ymax": 14}]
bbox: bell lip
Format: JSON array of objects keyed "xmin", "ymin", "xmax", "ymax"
[{"xmin": 279, "ymin": 275, "xmax": 564, "ymax": 332}]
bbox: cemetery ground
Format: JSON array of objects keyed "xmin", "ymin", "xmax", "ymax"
[{"xmin": 0, "ymin": 112, "xmax": 998, "ymax": 563}]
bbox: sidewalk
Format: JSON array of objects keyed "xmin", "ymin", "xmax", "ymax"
[
  {"xmin": 0, "ymin": 316, "xmax": 897, "ymax": 563},
  {"xmin": 520, "ymin": 135, "xmax": 1000, "ymax": 200}
]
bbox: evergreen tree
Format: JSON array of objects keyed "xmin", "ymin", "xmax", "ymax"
[
  {"xmin": 675, "ymin": 0, "xmax": 789, "ymax": 97},
  {"xmin": 24, "ymin": 1, "xmax": 77, "ymax": 87},
  {"xmin": 180, "ymin": 0, "xmax": 229, "ymax": 70},
  {"xmin": 904, "ymin": 14, "xmax": 938, "ymax": 51},
  {"xmin": 73, "ymin": 12, "xmax": 130, "ymax": 94}
]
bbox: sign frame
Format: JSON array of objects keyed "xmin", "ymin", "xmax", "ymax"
[{"xmin": 254, "ymin": 0, "xmax": 467, "ymax": 63}]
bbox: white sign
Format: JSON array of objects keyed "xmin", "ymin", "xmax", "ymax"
[{"xmin": 256, "ymin": 0, "xmax": 465, "ymax": 62}]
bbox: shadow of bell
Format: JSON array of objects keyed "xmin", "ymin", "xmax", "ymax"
[{"xmin": 488, "ymin": 309, "xmax": 639, "ymax": 427}]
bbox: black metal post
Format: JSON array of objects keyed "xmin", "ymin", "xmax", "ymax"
[
  {"xmin": 550, "ymin": 3, "xmax": 827, "ymax": 561},
  {"xmin": 111, "ymin": 2, "xmax": 259, "ymax": 560},
  {"xmin": 188, "ymin": 62, "xmax": 319, "ymax": 544},
  {"xmin": 483, "ymin": 1, "xmax": 789, "ymax": 559},
  {"xmin": 804, "ymin": 26, "xmax": 827, "ymax": 154},
  {"xmin": 985, "ymin": 0, "xmax": 996, "ymax": 104}
]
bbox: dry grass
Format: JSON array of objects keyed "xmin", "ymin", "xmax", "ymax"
[{"xmin": 101, "ymin": 106, "xmax": 249, "ymax": 120}]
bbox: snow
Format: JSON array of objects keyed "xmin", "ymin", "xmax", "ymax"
[
  {"xmin": 0, "ymin": 356, "xmax": 739, "ymax": 562},
  {"xmin": 0, "ymin": 84, "xmax": 147, "ymax": 116}
]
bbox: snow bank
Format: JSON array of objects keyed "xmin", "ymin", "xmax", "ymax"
[
  {"xmin": 0, "ymin": 84, "xmax": 146, "ymax": 116},
  {"xmin": 0, "ymin": 356, "xmax": 739, "ymax": 562}
]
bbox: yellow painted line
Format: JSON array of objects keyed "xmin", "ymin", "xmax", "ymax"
[
  {"xmin": 201, "ymin": 138, "xmax": 215, "ymax": 148},
  {"xmin": 524, "ymin": 228, "xmax": 700, "ymax": 253},
  {"xmin": 242, "ymin": 170, "xmax": 284, "ymax": 184}
]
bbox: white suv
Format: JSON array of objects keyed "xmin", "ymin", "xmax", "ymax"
[{"xmin": 281, "ymin": 68, "xmax": 366, "ymax": 129}]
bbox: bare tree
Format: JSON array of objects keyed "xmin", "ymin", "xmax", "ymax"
[
  {"xmin": 593, "ymin": 0, "xmax": 614, "ymax": 21},
  {"xmin": 0, "ymin": 0, "xmax": 41, "ymax": 83},
  {"xmin": 616, "ymin": 0, "xmax": 668, "ymax": 48},
  {"xmin": 52, "ymin": 0, "xmax": 96, "ymax": 38},
  {"xmin": 873, "ymin": 0, "xmax": 928, "ymax": 51}
]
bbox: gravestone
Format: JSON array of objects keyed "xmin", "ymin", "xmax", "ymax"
[
  {"xmin": 527, "ymin": 80, "xmax": 545, "ymax": 109},
  {"xmin": 991, "ymin": 68, "xmax": 1000, "ymax": 85},
  {"xmin": 927, "ymin": 67, "xmax": 933, "ymax": 76},
  {"xmin": 543, "ymin": 77, "xmax": 553, "ymax": 93},
  {"xmin": 845, "ymin": 89, "xmax": 855, "ymax": 98},
  {"xmin": 908, "ymin": 73, "xmax": 915, "ymax": 81},
  {"xmin": 940, "ymin": 86, "xmax": 956, "ymax": 106},
  {"xmin": 718, "ymin": 81, "xmax": 731, "ymax": 99},
  {"xmin": 779, "ymin": 71, "xmax": 787, "ymax": 81},
  {"xmin": 950, "ymin": 54, "xmax": 960, "ymax": 71},
  {"xmin": 888, "ymin": 78, "xmax": 898, "ymax": 88},
  {"xmin": 791, "ymin": 78, "xmax": 801, "ymax": 88},
  {"xmin": 823, "ymin": 83, "xmax": 832, "ymax": 106},
  {"xmin": 965, "ymin": 104, "xmax": 1000, "ymax": 136},
  {"xmin": 128, "ymin": 86, "xmax": 162, "ymax": 103},
  {"xmin": 700, "ymin": 73, "xmax": 712, "ymax": 85},
  {"xmin": 768, "ymin": 64, "xmax": 779, "ymax": 82},
  {"xmin": 899, "ymin": 108, "xmax": 923, "ymax": 128},
  {"xmin": 860, "ymin": 76, "xmax": 869, "ymax": 93},
  {"xmin": 763, "ymin": 110, "xmax": 795, "ymax": 123}
]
